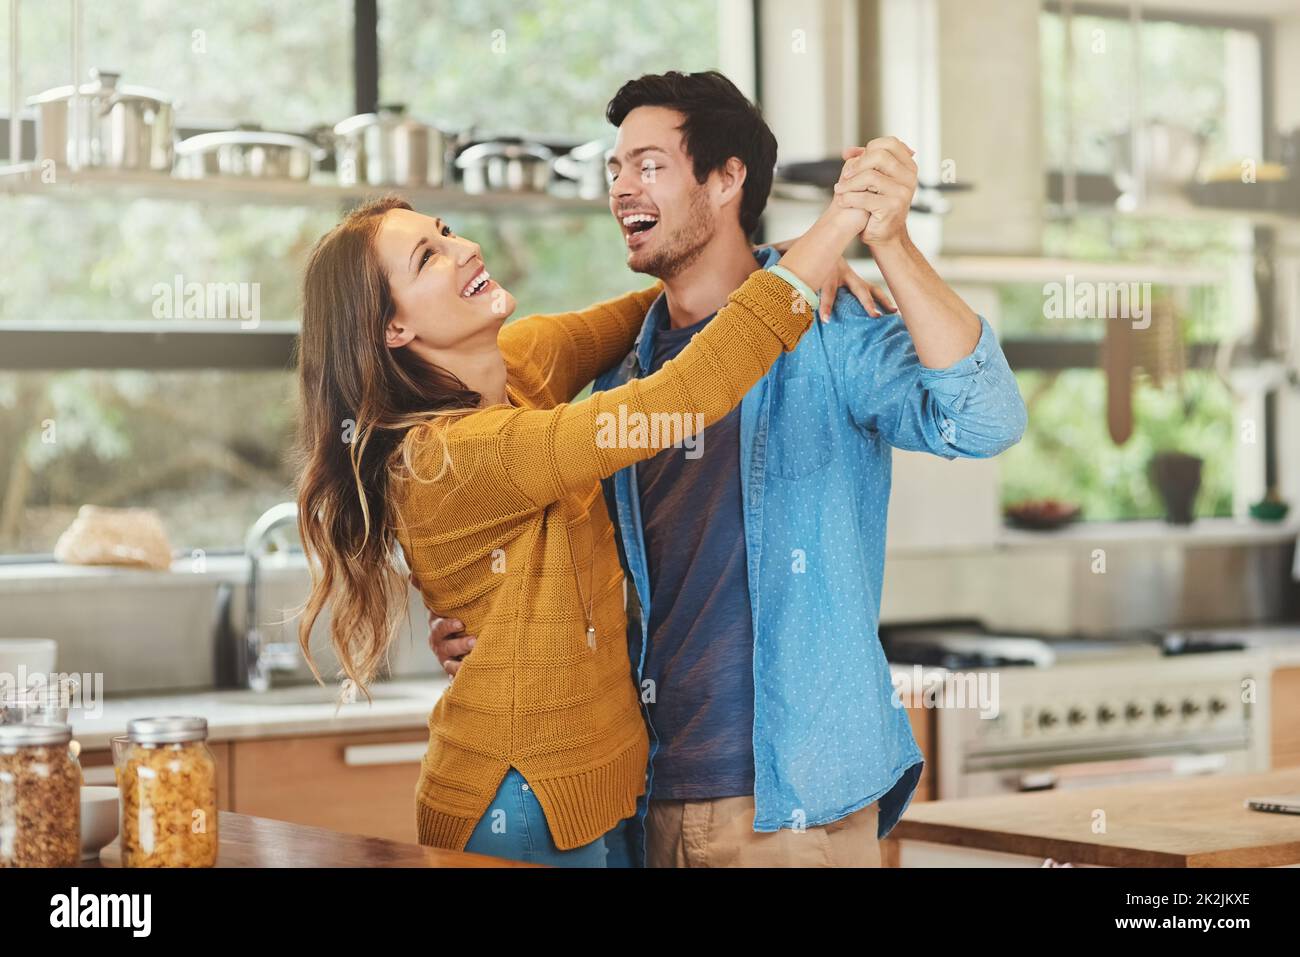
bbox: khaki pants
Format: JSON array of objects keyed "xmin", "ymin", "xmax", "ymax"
[{"xmin": 645, "ymin": 794, "xmax": 881, "ymax": 867}]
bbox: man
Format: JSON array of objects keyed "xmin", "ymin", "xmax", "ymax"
[{"xmin": 427, "ymin": 71, "xmax": 1027, "ymax": 867}]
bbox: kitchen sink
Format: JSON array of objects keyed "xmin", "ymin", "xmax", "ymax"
[{"xmin": 217, "ymin": 684, "xmax": 427, "ymax": 707}]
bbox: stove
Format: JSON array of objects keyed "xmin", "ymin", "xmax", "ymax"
[{"xmin": 881, "ymin": 621, "xmax": 1287, "ymax": 800}]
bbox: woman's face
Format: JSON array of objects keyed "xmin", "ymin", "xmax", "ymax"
[{"xmin": 375, "ymin": 208, "xmax": 516, "ymax": 354}]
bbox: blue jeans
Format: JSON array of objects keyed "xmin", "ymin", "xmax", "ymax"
[{"xmin": 463, "ymin": 767, "xmax": 631, "ymax": 867}]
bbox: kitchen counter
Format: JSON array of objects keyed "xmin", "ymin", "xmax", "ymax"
[
  {"xmin": 69, "ymin": 678, "xmax": 450, "ymax": 750},
  {"xmin": 72, "ymin": 664, "xmax": 947, "ymax": 751},
  {"xmin": 86, "ymin": 810, "xmax": 536, "ymax": 868},
  {"xmin": 891, "ymin": 767, "xmax": 1300, "ymax": 867}
]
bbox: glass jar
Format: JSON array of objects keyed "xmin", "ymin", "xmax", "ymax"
[
  {"xmin": 0, "ymin": 723, "xmax": 81, "ymax": 867},
  {"xmin": 120, "ymin": 716, "xmax": 218, "ymax": 868},
  {"xmin": 0, "ymin": 678, "xmax": 76, "ymax": 726}
]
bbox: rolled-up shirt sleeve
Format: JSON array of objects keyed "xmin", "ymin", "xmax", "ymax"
[{"xmin": 834, "ymin": 294, "xmax": 1028, "ymax": 459}]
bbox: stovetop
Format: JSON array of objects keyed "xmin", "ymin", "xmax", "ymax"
[{"xmin": 879, "ymin": 621, "xmax": 1298, "ymax": 670}]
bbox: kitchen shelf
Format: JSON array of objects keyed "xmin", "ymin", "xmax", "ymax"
[
  {"xmin": 883, "ymin": 516, "xmax": 1300, "ymax": 557},
  {"xmin": 995, "ymin": 516, "xmax": 1300, "ymax": 549},
  {"xmin": 1046, "ymin": 200, "xmax": 1300, "ymax": 230},
  {"xmin": 846, "ymin": 254, "xmax": 1226, "ymax": 287},
  {"xmin": 0, "ymin": 161, "xmax": 610, "ymax": 214}
]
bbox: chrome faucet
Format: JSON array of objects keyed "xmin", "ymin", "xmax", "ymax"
[{"xmin": 243, "ymin": 501, "xmax": 302, "ymax": 692}]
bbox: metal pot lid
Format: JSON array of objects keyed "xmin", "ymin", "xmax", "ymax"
[
  {"xmin": 333, "ymin": 106, "xmax": 439, "ymax": 138},
  {"xmin": 334, "ymin": 113, "xmax": 380, "ymax": 137},
  {"xmin": 127, "ymin": 715, "xmax": 208, "ymax": 744},
  {"xmin": 0, "ymin": 723, "xmax": 73, "ymax": 746},
  {"xmin": 175, "ymin": 130, "xmax": 327, "ymax": 159},
  {"xmin": 566, "ymin": 138, "xmax": 614, "ymax": 162},
  {"xmin": 27, "ymin": 68, "xmax": 172, "ymax": 107},
  {"xmin": 456, "ymin": 140, "xmax": 554, "ymax": 166}
]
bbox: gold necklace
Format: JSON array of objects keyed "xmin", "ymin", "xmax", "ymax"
[{"xmin": 563, "ymin": 515, "xmax": 597, "ymax": 651}]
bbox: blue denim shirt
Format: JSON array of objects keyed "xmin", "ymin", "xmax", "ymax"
[{"xmin": 593, "ymin": 247, "xmax": 1028, "ymax": 865}]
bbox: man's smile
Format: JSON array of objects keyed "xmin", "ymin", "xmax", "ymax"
[{"xmin": 619, "ymin": 210, "xmax": 660, "ymax": 248}]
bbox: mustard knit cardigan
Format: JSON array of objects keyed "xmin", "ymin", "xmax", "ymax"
[{"xmin": 393, "ymin": 268, "xmax": 810, "ymax": 852}]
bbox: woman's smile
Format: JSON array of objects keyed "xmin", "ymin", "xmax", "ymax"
[{"xmin": 460, "ymin": 266, "xmax": 493, "ymax": 298}]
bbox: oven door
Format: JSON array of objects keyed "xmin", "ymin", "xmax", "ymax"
[{"xmin": 955, "ymin": 742, "xmax": 1253, "ymax": 798}]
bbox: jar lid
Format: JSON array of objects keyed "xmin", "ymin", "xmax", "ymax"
[
  {"xmin": 0, "ymin": 723, "xmax": 73, "ymax": 746},
  {"xmin": 127, "ymin": 716, "xmax": 208, "ymax": 744}
]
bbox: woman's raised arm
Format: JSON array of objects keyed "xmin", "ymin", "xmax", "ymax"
[{"xmin": 495, "ymin": 281, "xmax": 663, "ymax": 405}]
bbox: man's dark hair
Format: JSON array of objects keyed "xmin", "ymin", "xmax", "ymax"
[{"xmin": 606, "ymin": 70, "xmax": 777, "ymax": 238}]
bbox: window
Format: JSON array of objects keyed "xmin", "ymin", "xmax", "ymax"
[
  {"xmin": 996, "ymin": 5, "xmax": 1269, "ymax": 523},
  {"xmin": 0, "ymin": 0, "xmax": 354, "ymax": 131},
  {"xmin": 1039, "ymin": 9, "xmax": 1263, "ymax": 177},
  {"xmin": 378, "ymin": 1, "xmax": 722, "ymax": 139},
  {"xmin": 0, "ymin": 193, "xmax": 335, "ymax": 555},
  {"xmin": 0, "ymin": 1, "xmax": 726, "ymax": 557},
  {"xmin": 0, "ymin": 370, "xmax": 297, "ymax": 554}
]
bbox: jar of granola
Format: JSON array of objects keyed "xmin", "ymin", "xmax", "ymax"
[
  {"xmin": 120, "ymin": 716, "xmax": 218, "ymax": 868},
  {"xmin": 0, "ymin": 723, "xmax": 81, "ymax": 867}
]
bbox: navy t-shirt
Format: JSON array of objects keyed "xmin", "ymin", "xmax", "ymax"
[{"xmin": 636, "ymin": 297, "xmax": 755, "ymax": 800}]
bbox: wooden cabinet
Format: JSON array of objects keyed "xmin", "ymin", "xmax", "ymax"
[
  {"xmin": 1272, "ymin": 666, "xmax": 1300, "ymax": 769},
  {"xmin": 80, "ymin": 729, "xmax": 427, "ymax": 843},
  {"xmin": 883, "ymin": 706, "xmax": 936, "ymax": 868},
  {"xmin": 228, "ymin": 728, "xmax": 430, "ymax": 843},
  {"xmin": 906, "ymin": 705, "xmax": 936, "ymax": 802},
  {"xmin": 81, "ymin": 707, "xmax": 940, "ymax": 852}
]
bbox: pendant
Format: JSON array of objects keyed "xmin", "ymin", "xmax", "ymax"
[{"xmin": 586, "ymin": 624, "xmax": 597, "ymax": 651}]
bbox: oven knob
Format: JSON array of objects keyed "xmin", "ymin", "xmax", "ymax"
[
  {"xmin": 1067, "ymin": 707, "xmax": 1088, "ymax": 726},
  {"xmin": 1153, "ymin": 700, "xmax": 1173, "ymax": 719},
  {"xmin": 1181, "ymin": 699, "xmax": 1202, "ymax": 717},
  {"xmin": 1125, "ymin": 703, "xmax": 1145, "ymax": 720},
  {"xmin": 1097, "ymin": 705, "xmax": 1116, "ymax": 724},
  {"xmin": 1038, "ymin": 710, "xmax": 1059, "ymax": 729},
  {"xmin": 1209, "ymin": 697, "xmax": 1228, "ymax": 714}
]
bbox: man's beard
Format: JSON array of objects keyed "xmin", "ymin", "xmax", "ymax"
[{"xmin": 628, "ymin": 185, "xmax": 715, "ymax": 280}]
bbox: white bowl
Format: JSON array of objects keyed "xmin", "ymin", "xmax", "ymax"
[
  {"xmin": 0, "ymin": 638, "xmax": 57, "ymax": 682},
  {"xmin": 80, "ymin": 785, "xmax": 120, "ymax": 861}
]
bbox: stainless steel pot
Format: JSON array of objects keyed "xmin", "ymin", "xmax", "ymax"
[
  {"xmin": 553, "ymin": 138, "xmax": 613, "ymax": 199},
  {"xmin": 174, "ymin": 130, "xmax": 326, "ymax": 181},
  {"xmin": 26, "ymin": 68, "xmax": 174, "ymax": 172},
  {"xmin": 456, "ymin": 140, "xmax": 554, "ymax": 194},
  {"xmin": 333, "ymin": 104, "xmax": 446, "ymax": 188}
]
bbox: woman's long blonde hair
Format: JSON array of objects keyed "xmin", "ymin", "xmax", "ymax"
[{"xmin": 293, "ymin": 195, "xmax": 477, "ymax": 700}]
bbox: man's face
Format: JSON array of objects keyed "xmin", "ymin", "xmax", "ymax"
[{"xmin": 607, "ymin": 105, "xmax": 718, "ymax": 280}]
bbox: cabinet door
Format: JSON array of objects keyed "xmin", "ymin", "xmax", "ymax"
[
  {"xmin": 905, "ymin": 705, "xmax": 936, "ymax": 802},
  {"xmin": 1272, "ymin": 667, "xmax": 1300, "ymax": 769},
  {"xmin": 230, "ymin": 729, "xmax": 429, "ymax": 842},
  {"xmin": 883, "ymin": 707, "xmax": 936, "ymax": 868}
]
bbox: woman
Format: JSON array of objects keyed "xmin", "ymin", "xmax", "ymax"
[{"xmin": 292, "ymin": 171, "xmax": 876, "ymax": 866}]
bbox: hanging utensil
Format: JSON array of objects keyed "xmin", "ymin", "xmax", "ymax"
[{"xmin": 1104, "ymin": 315, "xmax": 1135, "ymax": 445}]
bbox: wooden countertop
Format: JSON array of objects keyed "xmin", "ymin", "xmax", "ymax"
[
  {"xmin": 88, "ymin": 811, "xmax": 538, "ymax": 868},
  {"xmin": 892, "ymin": 768, "xmax": 1300, "ymax": 867}
]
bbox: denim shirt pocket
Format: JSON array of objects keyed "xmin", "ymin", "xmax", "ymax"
[{"xmin": 768, "ymin": 373, "xmax": 835, "ymax": 480}]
